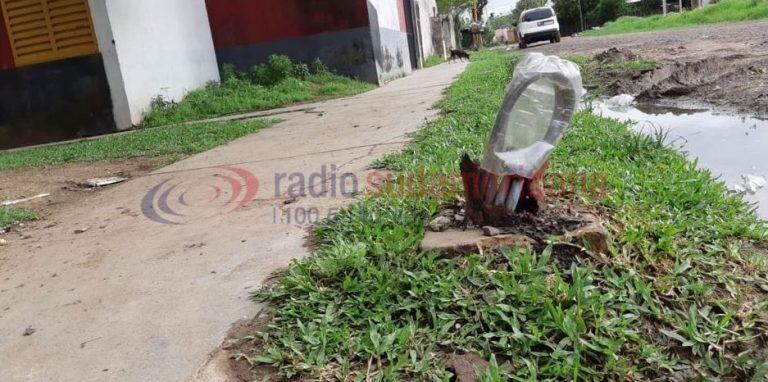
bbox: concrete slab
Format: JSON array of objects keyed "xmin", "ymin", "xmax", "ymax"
[
  {"xmin": 420, "ymin": 229, "xmax": 535, "ymax": 256},
  {"xmin": 0, "ymin": 62, "xmax": 467, "ymax": 382}
]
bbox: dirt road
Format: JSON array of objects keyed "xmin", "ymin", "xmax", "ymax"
[
  {"xmin": 0, "ymin": 62, "xmax": 467, "ymax": 382},
  {"xmin": 528, "ymin": 19, "xmax": 768, "ymax": 115}
]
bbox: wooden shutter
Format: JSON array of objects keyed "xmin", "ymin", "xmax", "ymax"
[{"xmin": 0, "ymin": 0, "xmax": 99, "ymax": 67}]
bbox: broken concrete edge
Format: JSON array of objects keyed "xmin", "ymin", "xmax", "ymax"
[
  {"xmin": 420, "ymin": 212, "xmax": 612, "ymax": 258},
  {"xmin": 189, "ymin": 306, "xmax": 272, "ymax": 382}
]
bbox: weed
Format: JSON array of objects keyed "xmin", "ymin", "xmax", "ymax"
[
  {"xmin": 312, "ymin": 57, "xmax": 329, "ymax": 74},
  {"xmin": 247, "ymin": 51, "xmax": 768, "ymax": 380},
  {"xmin": 141, "ymin": 56, "xmax": 373, "ymax": 128},
  {"xmin": 424, "ymin": 55, "xmax": 445, "ymax": 68},
  {"xmin": 0, "ymin": 119, "xmax": 275, "ymax": 171},
  {"xmin": 585, "ymin": 0, "xmax": 768, "ymax": 36},
  {"xmin": 0, "ymin": 207, "xmax": 36, "ymax": 228}
]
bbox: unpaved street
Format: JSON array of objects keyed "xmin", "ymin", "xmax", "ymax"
[
  {"xmin": 0, "ymin": 62, "xmax": 466, "ymax": 382},
  {"xmin": 529, "ymin": 19, "xmax": 768, "ymax": 115}
]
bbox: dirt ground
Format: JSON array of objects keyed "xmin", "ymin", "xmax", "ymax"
[
  {"xmin": 526, "ymin": 19, "xmax": 768, "ymax": 115},
  {"xmin": 0, "ymin": 157, "xmax": 171, "ymax": 225}
]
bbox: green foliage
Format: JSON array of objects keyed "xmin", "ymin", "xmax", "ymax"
[
  {"xmin": 424, "ymin": 55, "xmax": 445, "ymax": 68},
  {"xmin": 142, "ymin": 56, "xmax": 373, "ymax": 127},
  {"xmin": 437, "ymin": 0, "xmax": 488, "ymax": 16},
  {"xmin": 0, "ymin": 119, "xmax": 274, "ymax": 171},
  {"xmin": 251, "ymin": 55, "xmax": 294, "ymax": 86},
  {"xmin": 247, "ymin": 51, "xmax": 768, "ymax": 380},
  {"xmin": 586, "ymin": 0, "xmax": 768, "ymax": 36},
  {"xmin": 486, "ymin": 12, "xmax": 517, "ymax": 29},
  {"xmin": 511, "ymin": 0, "xmax": 547, "ymax": 21},
  {"xmin": 293, "ymin": 62, "xmax": 311, "ymax": 81},
  {"xmin": 311, "ymin": 57, "xmax": 329, "ymax": 74},
  {"xmin": 0, "ymin": 207, "xmax": 36, "ymax": 227},
  {"xmin": 591, "ymin": 0, "xmax": 629, "ymax": 25}
]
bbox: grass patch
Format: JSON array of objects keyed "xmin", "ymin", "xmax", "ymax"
[
  {"xmin": 0, "ymin": 207, "xmax": 36, "ymax": 228},
  {"xmin": 248, "ymin": 51, "xmax": 768, "ymax": 380},
  {"xmin": 586, "ymin": 0, "xmax": 768, "ymax": 36},
  {"xmin": 142, "ymin": 56, "xmax": 374, "ymax": 127},
  {"xmin": 0, "ymin": 119, "xmax": 274, "ymax": 171},
  {"xmin": 424, "ymin": 55, "xmax": 446, "ymax": 68}
]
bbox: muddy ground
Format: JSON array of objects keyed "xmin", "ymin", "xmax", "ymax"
[{"xmin": 527, "ymin": 19, "xmax": 768, "ymax": 116}]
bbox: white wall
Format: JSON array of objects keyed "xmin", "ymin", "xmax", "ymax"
[
  {"xmin": 91, "ymin": 0, "xmax": 220, "ymax": 128},
  {"xmin": 415, "ymin": 0, "xmax": 437, "ymax": 59},
  {"xmin": 368, "ymin": 0, "xmax": 412, "ymax": 83},
  {"xmin": 88, "ymin": 0, "xmax": 131, "ymax": 129},
  {"xmin": 369, "ymin": 0, "xmax": 401, "ymax": 30}
]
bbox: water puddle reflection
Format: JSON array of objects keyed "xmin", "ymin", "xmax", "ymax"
[{"xmin": 592, "ymin": 101, "xmax": 768, "ymax": 219}]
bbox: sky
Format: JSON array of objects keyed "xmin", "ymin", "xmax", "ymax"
[{"xmin": 485, "ymin": 0, "xmax": 518, "ymax": 17}]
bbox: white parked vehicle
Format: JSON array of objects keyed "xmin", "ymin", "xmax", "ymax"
[{"xmin": 517, "ymin": 7, "xmax": 561, "ymax": 49}]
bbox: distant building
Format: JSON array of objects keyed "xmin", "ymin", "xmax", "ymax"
[
  {"xmin": 0, "ymin": 0, "xmax": 439, "ymax": 149},
  {"xmin": 493, "ymin": 27, "xmax": 518, "ymax": 45}
]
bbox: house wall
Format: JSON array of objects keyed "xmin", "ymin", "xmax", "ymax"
[
  {"xmin": 414, "ymin": 0, "xmax": 437, "ymax": 59},
  {"xmin": 0, "ymin": 14, "xmax": 12, "ymax": 71},
  {"xmin": 368, "ymin": 0, "xmax": 412, "ymax": 83},
  {"xmin": 98, "ymin": 0, "xmax": 220, "ymax": 127},
  {"xmin": 0, "ymin": 2, "xmax": 115, "ymax": 149},
  {"xmin": 205, "ymin": 0, "xmax": 379, "ymax": 83}
]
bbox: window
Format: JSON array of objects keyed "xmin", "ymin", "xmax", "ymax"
[
  {"xmin": 522, "ymin": 8, "xmax": 553, "ymax": 22},
  {"xmin": 0, "ymin": 0, "xmax": 98, "ymax": 67}
]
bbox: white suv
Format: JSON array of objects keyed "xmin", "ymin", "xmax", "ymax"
[{"xmin": 517, "ymin": 7, "xmax": 561, "ymax": 49}]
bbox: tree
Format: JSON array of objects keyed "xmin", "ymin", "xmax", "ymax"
[
  {"xmin": 590, "ymin": 0, "xmax": 629, "ymax": 25},
  {"xmin": 436, "ymin": 0, "xmax": 489, "ymax": 20},
  {"xmin": 487, "ymin": 12, "xmax": 517, "ymax": 30},
  {"xmin": 511, "ymin": 0, "xmax": 547, "ymax": 21}
]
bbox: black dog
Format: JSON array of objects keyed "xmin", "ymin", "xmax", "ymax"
[{"xmin": 449, "ymin": 49, "xmax": 470, "ymax": 62}]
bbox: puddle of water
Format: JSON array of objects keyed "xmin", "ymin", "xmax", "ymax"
[{"xmin": 592, "ymin": 101, "xmax": 768, "ymax": 219}]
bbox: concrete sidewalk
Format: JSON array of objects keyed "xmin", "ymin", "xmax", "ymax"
[{"xmin": 0, "ymin": 62, "xmax": 467, "ymax": 381}]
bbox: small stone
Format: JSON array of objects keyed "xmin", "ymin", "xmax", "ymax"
[
  {"xmin": 482, "ymin": 226, "xmax": 501, "ymax": 237},
  {"xmin": 566, "ymin": 223, "xmax": 611, "ymax": 254},
  {"xmin": 22, "ymin": 326, "xmax": 35, "ymax": 336},
  {"xmin": 0, "ymin": 238, "xmax": 7, "ymax": 246},
  {"xmin": 446, "ymin": 353, "xmax": 490, "ymax": 382},
  {"xmin": 455, "ymin": 214, "xmax": 466, "ymax": 223},
  {"xmin": 440, "ymin": 209, "xmax": 455, "ymax": 218},
  {"xmin": 73, "ymin": 227, "xmax": 90, "ymax": 234},
  {"xmin": 429, "ymin": 216, "xmax": 453, "ymax": 232},
  {"xmin": 455, "ymin": 197, "xmax": 467, "ymax": 208}
]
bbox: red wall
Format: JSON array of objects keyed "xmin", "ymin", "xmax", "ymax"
[
  {"xmin": 396, "ymin": 0, "xmax": 407, "ymax": 33},
  {"xmin": 205, "ymin": 0, "xmax": 370, "ymax": 49},
  {"xmin": 0, "ymin": 11, "xmax": 15, "ymax": 71}
]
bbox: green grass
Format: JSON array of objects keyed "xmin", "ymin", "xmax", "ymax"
[
  {"xmin": 245, "ymin": 51, "xmax": 768, "ymax": 380},
  {"xmin": 0, "ymin": 207, "xmax": 36, "ymax": 228},
  {"xmin": 0, "ymin": 119, "xmax": 274, "ymax": 171},
  {"xmin": 424, "ymin": 55, "xmax": 446, "ymax": 68},
  {"xmin": 141, "ymin": 73, "xmax": 373, "ymax": 128},
  {"xmin": 586, "ymin": 0, "xmax": 768, "ymax": 36}
]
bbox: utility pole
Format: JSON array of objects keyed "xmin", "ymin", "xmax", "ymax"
[
  {"xmin": 663, "ymin": 0, "xmax": 667, "ymax": 15},
  {"xmin": 471, "ymin": 0, "xmax": 483, "ymax": 50},
  {"xmin": 577, "ymin": 0, "xmax": 585, "ymax": 32}
]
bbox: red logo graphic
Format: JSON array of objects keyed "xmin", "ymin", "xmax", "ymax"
[{"xmin": 141, "ymin": 167, "xmax": 259, "ymax": 225}]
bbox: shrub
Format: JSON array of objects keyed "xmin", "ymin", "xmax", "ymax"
[
  {"xmin": 250, "ymin": 54, "xmax": 294, "ymax": 86},
  {"xmin": 293, "ymin": 62, "xmax": 311, "ymax": 80},
  {"xmin": 311, "ymin": 57, "xmax": 329, "ymax": 74}
]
